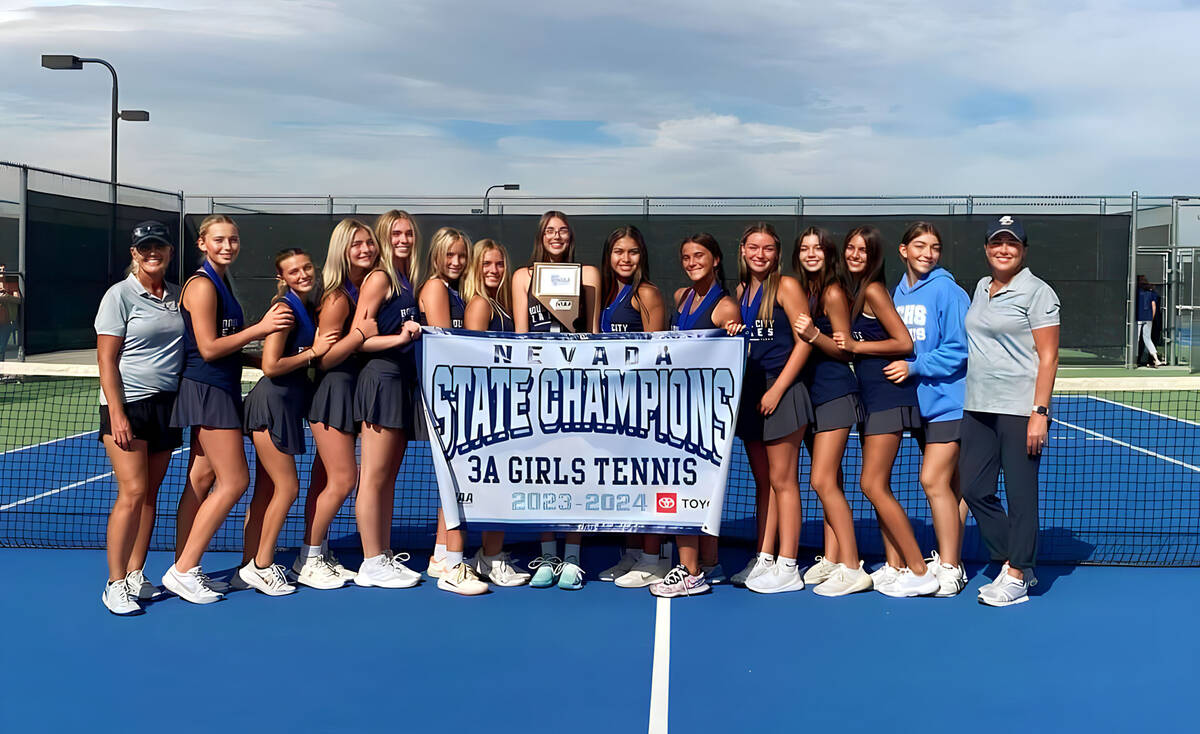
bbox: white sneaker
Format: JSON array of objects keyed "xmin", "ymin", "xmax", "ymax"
[
  {"xmin": 238, "ymin": 562, "xmax": 298, "ymax": 596},
  {"xmin": 928, "ymin": 552, "xmax": 967, "ymax": 598},
  {"xmin": 701, "ymin": 563, "xmax": 727, "ymax": 585},
  {"xmin": 870, "ymin": 564, "xmax": 902, "ymax": 590},
  {"xmin": 978, "ymin": 573, "xmax": 1029, "ymax": 607},
  {"xmin": 324, "ymin": 551, "xmax": 356, "ymax": 581},
  {"xmin": 731, "ymin": 556, "xmax": 774, "ymax": 586},
  {"xmin": 812, "ymin": 561, "xmax": 873, "ymax": 597},
  {"xmin": 293, "ymin": 555, "xmax": 347, "ymax": 590},
  {"xmin": 599, "ymin": 548, "xmax": 641, "ymax": 582},
  {"xmin": 472, "ymin": 549, "xmax": 531, "ymax": 587},
  {"xmin": 876, "ymin": 567, "xmax": 940, "ymax": 598},
  {"xmin": 802, "ymin": 556, "xmax": 839, "ymax": 585},
  {"xmin": 745, "ymin": 563, "xmax": 805, "ymax": 594},
  {"xmin": 354, "ymin": 553, "xmax": 419, "ymax": 589},
  {"xmin": 979, "ymin": 562, "xmax": 1011, "ymax": 593},
  {"xmin": 427, "ymin": 556, "xmax": 448, "ymax": 579},
  {"xmin": 103, "ymin": 579, "xmax": 143, "ymax": 616},
  {"xmin": 124, "ymin": 569, "xmax": 161, "ymax": 600},
  {"xmin": 437, "ymin": 562, "xmax": 490, "ymax": 596},
  {"xmin": 161, "ymin": 565, "xmax": 223, "ymax": 604},
  {"xmin": 615, "ymin": 554, "xmax": 669, "ymax": 588}
]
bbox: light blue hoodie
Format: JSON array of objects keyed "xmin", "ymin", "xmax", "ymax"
[{"xmin": 892, "ymin": 267, "xmax": 969, "ymax": 422}]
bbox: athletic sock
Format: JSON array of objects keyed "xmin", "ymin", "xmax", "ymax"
[
  {"xmin": 302, "ymin": 544, "xmax": 322, "ymax": 562},
  {"xmin": 445, "ymin": 550, "xmax": 464, "ymax": 569},
  {"xmin": 758, "ymin": 551, "xmax": 775, "ymax": 563},
  {"xmin": 434, "ymin": 543, "xmax": 448, "ymax": 562},
  {"xmin": 255, "ymin": 562, "xmax": 270, "ymax": 571},
  {"xmin": 639, "ymin": 550, "xmax": 656, "ymax": 565},
  {"xmin": 541, "ymin": 540, "xmax": 557, "ymax": 557},
  {"xmin": 778, "ymin": 556, "xmax": 797, "ymax": 569},
  {"xmin": 564, "ymin": 543, "xmax": 581, "ymax": 563}
]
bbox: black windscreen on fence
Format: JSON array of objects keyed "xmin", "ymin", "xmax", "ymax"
[
  {"xmin": 25, "ymin": 191, "xmax": 180, "ymax": 354},
  {"xmin": 185, "ymin": 212, "xmax": 1129, "ymax": 364}
]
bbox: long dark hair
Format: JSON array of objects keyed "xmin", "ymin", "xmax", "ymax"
[
  {"xmin": 679, "ymin": 232, "xmax": 727, "ymax": 304},
  {"xmin": 844, "ymin": 225, "xmax": 886, "ymax": 319},
  {"xmin": 792, "ymin": 226, "xmax": 848, "ymax": 317},
  {"xmin": 737, "ymin": 222, "xmax": 781, "ymax": 321},
  {"xmin": 601, "ymin": 225, "xmax": 652, "ymax": 310}
]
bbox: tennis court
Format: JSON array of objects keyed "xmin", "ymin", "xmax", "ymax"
[{"xmin": 1, "ymin": 363, "xmax": 1198, "ymax": 732}]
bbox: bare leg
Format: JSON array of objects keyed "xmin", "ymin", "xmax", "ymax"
[
  {"xmin": 247, "ymin": 431, "xmax": 300, "ymax": 567},
  {"xmin": 745, "ymin": 440, "xmax": 779, "ymax": 556},
  {"xmin": 306, "ymin": 422, "xmax": 357, "ymax": 547},
  {"xmin": 860, "ymin": 432, "xmax": 927, "ymax": 574},
  {"xmin": 809, "ymin": 428, "xmax": 857, "ymax": 567},
  {"xmin": 765, "ymin": 430, "xmax": 804, "ymax": 560},
  {"xmin": 104, "ymin": 438, "xmax": 149, "ymax": 581},
  {"xmin": 356, "ymin": 423, "xmax": 405, "ymax": 558},
  {"xmin": 677, "ymin": 536, "xmax": 700, "ymax": 575},
  {"xmin": 175, "ymin": 432, "xmax": 215, "ymax": 563},
  {"xmin": 176, "ymin": 428, "xmax": 251, "ymax": 571},
  {"xmin": 128, "ymin": 449, "xmax": 171, "ymax": 574},
  {"xmin": 921, "ymin": 440, "xmax": 964, "ymax": 567}
]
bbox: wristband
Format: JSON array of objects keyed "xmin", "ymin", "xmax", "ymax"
[{"xmin": 805, "ymin": 330, "xmax": 820, "ymax": 344}]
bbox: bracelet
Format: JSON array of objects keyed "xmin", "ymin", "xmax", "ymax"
[
  {"xmin": 805, "ymin": 330, "xmax": 820, "ymax": 344},
  {"xmin": 355, "ymin": 328, "xmax": 367, "ymax": 341}
]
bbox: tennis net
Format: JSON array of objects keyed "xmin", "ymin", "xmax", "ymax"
[{"xmin": 1, "ymin": 363, "xmax": 1197, "ymax": 565}]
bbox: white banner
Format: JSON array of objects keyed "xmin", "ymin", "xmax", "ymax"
[{"xmin": 421, "ymin": 329, "xmax": 745, "ymax": 534}]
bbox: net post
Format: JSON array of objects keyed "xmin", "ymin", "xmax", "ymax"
[
  {"xmin": 16, "ymin": 164, "xmax": 27, "ymax": 361},
  {"xmin": 1127, "ymin": 190, "xmax": 1139, "ymax": 368}
]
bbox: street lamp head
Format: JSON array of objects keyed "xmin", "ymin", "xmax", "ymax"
[
  {"xmin": 503, "ymin": 184, "xmax": 520, "ymax": 191},
  {"xmin": 41, "ymin": 54, "xmax": 83, "ymax": 70},
  {"xmin": 120, "ymin": 110, "xmax": 149, "ymax": 122}
]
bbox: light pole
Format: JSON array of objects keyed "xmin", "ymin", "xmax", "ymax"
[
  {"xmin": 483, "ymin": 183, "xmax": 520, "ymax": 215},
  {"xmin": 41, "ymin": 54, "xmax": 149, "ymax": 184}
]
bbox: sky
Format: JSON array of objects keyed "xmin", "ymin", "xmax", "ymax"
[{"xmin": 1, "ymin": 0, "xmax": 1199, "ymax": 198}]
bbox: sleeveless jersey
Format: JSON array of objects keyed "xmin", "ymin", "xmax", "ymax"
[
  {"xmin": 672, "ymin": 284, "xmax": 724, "ymax": 331},
  {"xmin": 740, "ymin": 285, "xmax": 792, "ymax": 377},
  {"xmin": 851, "ymin": 312, "xmax": 918, "ymax": 413},
  {"xmin": 180, "ymin": 260, "xmax": 244, "ymax": 394},
  {"xmin": 600, "ymin": 284, "xmax": 642, "ymax": 333},
  {"xmin": 800, "ymin": 294, "xmax": 858, "ymax": 405}
]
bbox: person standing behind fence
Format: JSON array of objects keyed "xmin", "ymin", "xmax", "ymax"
[
  {"xmin": 886, "ymin": 221, "xmax": 970, "ymax": 597},
  {"xmin": 0, "ymin": 264, "xmax": 21, "ymax": 362},
  {"xmin": 1136, "ymin": 275, "xmax": 1163, "ymax": 367},
  {"xmin": 237, "ymin": 249, "xmax": 337, "ymax": 596},
  {"xmin": 961, "ymin": 215, "xmax": 1060, "ymax": 607},
  {"xmin": 293, "ymin": 219, "xmax": 381, "ymax": 589},
  {"xmin": 164, "ymin": 215, "xmax": 294, "ymax": 604},
  {"xmin": 95, "ymin": 221, "xmax": 184, "ymax": 615}
]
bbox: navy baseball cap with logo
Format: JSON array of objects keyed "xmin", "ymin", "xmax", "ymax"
[
  {"xmin": 986, "ymin": 215, "xmax": 1027, "ymax": 245},
  {"xmin": 130, "ymin": 220, "xmax": 171, "ymax": 248}
]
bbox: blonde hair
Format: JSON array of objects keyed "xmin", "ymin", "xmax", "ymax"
[
  {"xmin": 197, "ymin": 214, "xmax": 237, "ymax": 243},
  {"xmin": 373, "ymin": 209, "xmax": 422, "ymax": 285},
  {"xmin": 462, "ymin": 238, "xmax": 512, "ymax": 321},
  {"xmin": 321, "ymin": 218, "xmax": 379, "ymax": 303},
  {"xmin": 425, "ymin": 227, "xmax": 472, "ymax": 286},
  {"xmin": 738, "ymin": 222, "xmax": 782, "ymax": 322},
  {"xmin": 273, "ymin": 247, "xmax": 311, "ymax": 299}
]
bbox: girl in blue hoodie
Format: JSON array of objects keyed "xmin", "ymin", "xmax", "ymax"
[{"xmin": 886, "ymin": 221, "xmax": 970, "ymax": 597}]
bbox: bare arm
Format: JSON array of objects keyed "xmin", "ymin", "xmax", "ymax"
[
  {"xmin": 713, "ymin": 296, "xmax": 741, "ymax": 331},
  {"xmin": 637, "ymin": 283, "xmax": 666, "ymax": 332},
  {"xmin": 420, "ymin": 280, "xmax": 452, "ymax": 329},
  {"xmin": 839, "ymin": 283, "xmax": 913, "ymax": 357},
  {"xmin": 512, "ymin": 267, "xmax": 531, "ymax": 333},
  {"xmin": 464, "ymin": 296, "xmax": 492, "ymax": 331},
  {"xmin": 96, "ymin": 334, "xmax": 132, "ymax": 449},
  {"xmin": 183, "ymin": 277, "xmax": 291, "ymax": 361},
  {"xmin": 1026, "ymin": 324, "xmax": 1060, "ymax": 456},
  {"xmin": 357, "ymin": 270, "xmax": 417, "ymax": 352},
  {"xmin": 794, "ymin": 285, "xmax": 852, "ymax": 361},
  {"xmin": 314, "ymin": 291, "xmax": 366, "ymax": 370}
]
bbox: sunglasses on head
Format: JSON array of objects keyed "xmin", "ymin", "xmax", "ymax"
[{"xmin": 133, "ymin": 222, "xmax": 169, "ymax": 239}]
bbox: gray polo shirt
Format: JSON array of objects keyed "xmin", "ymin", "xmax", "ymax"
[
  {"xmin": 94, "ymin": 273, "xmax": 185, "ymax": 405},
  {"xmin": 964, "ymin": 267, "xmax": 1060, "ymax": 416}
]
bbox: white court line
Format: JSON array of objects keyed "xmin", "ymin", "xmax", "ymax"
[
  {"xmin": 1058, "ymin": 393, "xmax": 1200, "ymax": 428},
  {"xmin": 0, "ymin": 445, "xmax": 187, "ymax": 511},
  {"xmin": 648, "ymin": 596, "xmax": 670, "ymax": 734},
  {"xmin": 0, "ymin": 429, "xmax": 97, "ymax": 456},
  {"xmin": 1052, "ymin": 417, "xmax": 1200, "ymax": 474}
]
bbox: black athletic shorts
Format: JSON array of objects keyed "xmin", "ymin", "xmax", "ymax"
[{"xmin": 99, "ymin": 391, "xmax": 183, "ymax": 453}]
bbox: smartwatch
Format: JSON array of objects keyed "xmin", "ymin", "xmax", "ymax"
[{"xmin": 1034, "ymin": 405, "xmax": 1049, "ymax": 416}]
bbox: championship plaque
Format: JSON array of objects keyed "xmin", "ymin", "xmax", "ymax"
[{"xmin": 532, "ymin": 262, "xmax": 582, "ymax": 332}]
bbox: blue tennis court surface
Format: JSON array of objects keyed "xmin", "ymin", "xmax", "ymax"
[{"xmin": 0, "ymin": 548, "xmax": 1196, "ymax": 733}]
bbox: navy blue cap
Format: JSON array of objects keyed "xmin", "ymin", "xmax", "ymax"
[
  {"xmin": 131, "ymin": 220, "xmax": 171, "ymax": 248},
  {"xmin": 986, "ymin": 215, "xmax": 1027, "ymax": 244}
]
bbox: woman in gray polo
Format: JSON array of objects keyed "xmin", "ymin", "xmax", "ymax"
[
  {"xmin": 960, "ymin": 216, "xmax": 1060, "ymax": 607},
  {"xmin": 95, "ymin": 221, "xmax": 185, "ymax": 615}
]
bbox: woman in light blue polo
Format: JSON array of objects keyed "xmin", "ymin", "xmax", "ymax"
[
  {"xmin": 96, "ymin": 221, "xmax": 184, "ymax": 615},
  {"xmin": 961, "ymin": 216, "xmax": 1060, "ymax": 607}
]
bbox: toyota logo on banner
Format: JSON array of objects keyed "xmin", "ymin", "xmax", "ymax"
[{"xmin": 656, "ymin": 493, "xmax": 677, "ymax": 513}]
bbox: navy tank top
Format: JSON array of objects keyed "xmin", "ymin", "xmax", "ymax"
[
  {"xmin": 319, "ymin": 282, "xmax": 360, "ymax": 377},
  {"xmin": 601, "ymin": 284, "xmax": 642, "ymax": 333},
  {"xmin": 740, "ymin": 285, "xmax": 792, "ymax": 377},
  {"xmin": 851, "ymin": 312, "xmax": 918, "ymax": 413},
  {"xmin": 180, "ymin": 261, "xmax": 244, "ymax": 395},
  {"xmin": 373, "ymin": 272, "xmax": 420, "ymax": 369},
  {"xmin": 672, "ymin": 284, "xmax": 724, "ymax": 331},
  {"xmin": 800, "ymin": 295, "xmax": 858, "ymax": 405},
  {"xmin": 526, "ymin": 268, "xmax": 587, "ymax": 333},
  {"xmin": 272, "ymin": 289, "xmax": 316, "ymax": 388},
  {"xmin": 489, "ymin": 304, "xmax": 515, "ymax": 332}
]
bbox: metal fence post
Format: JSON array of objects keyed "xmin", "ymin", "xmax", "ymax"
[
  {"xmin": 16, "ymin": 165, "xmax": 27, "ymax": 361},
  {"xmin": 1126, "ymin": 191, "xmax": 1139, "ymax": 368},
  {"xmin": 328, "ymin": 196, "xmax": 334, "ymax": 215},
  {"xmin": 1169, "ymin": 197, "xmax": 1180, "ymax": 365},
  {"xmin": 642, "ymin": 197, "xmax": 650, "ymax": 217},
  {"xmin": 177, "ymin": 191, "xmax": 186, "ymax": 286}
]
